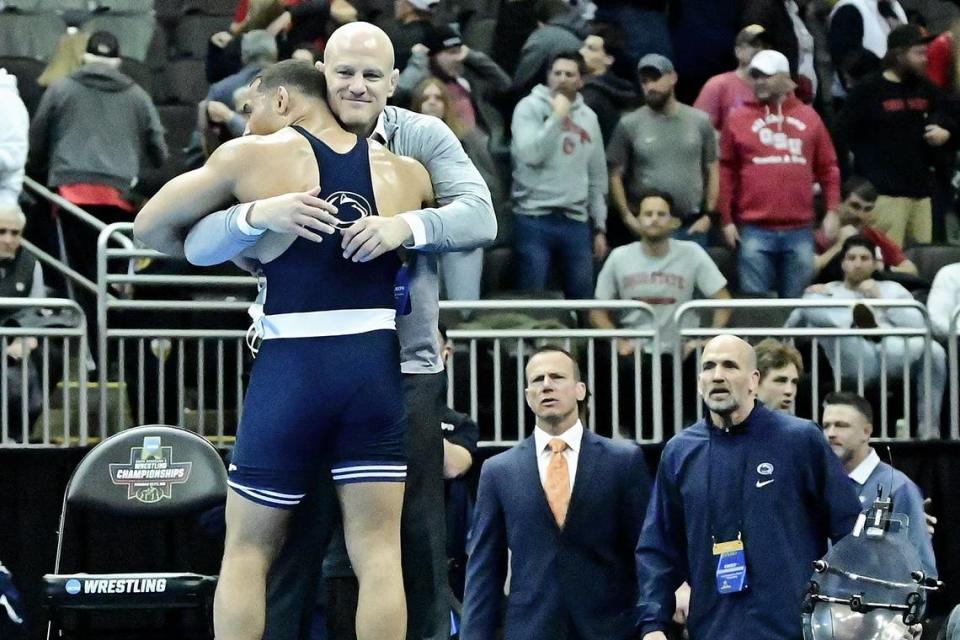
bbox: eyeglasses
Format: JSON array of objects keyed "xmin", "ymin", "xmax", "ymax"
[
  {"xmin": 846, "ymin": 201, "xmax": 875, "ymax": 213},
  {"xmin": 0, "ymin": 228, "xmax": 23, "ymax": 237}
]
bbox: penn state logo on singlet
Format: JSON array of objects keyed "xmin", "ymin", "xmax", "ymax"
[{"xmin": 326, "ymin": 191, "xmax": 372, "ymax": 229}]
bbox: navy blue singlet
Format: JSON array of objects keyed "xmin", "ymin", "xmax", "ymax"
[{"xmin": 228, "ymin": 126, "xmax": 408, "ymax": 509}]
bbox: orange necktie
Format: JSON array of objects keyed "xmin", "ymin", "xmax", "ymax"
[{"xmin": 545, "ymin": 438, "xmax": 571, "ymax": 527}]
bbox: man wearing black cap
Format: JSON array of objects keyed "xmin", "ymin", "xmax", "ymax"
[
  {"xmin": 29, "ymin": 30, "xmax": 167, "ymax": 347},
  {"xmin": 395, "ymin": 24, "xmax": 510, "ymax": 144},
  {"xmin": 607, "ymin": 53, "xmax": 718, "ymax": 250},
  {"xmin": 835, "ymin": 24, "xmax": 955, "ymax": 247}
]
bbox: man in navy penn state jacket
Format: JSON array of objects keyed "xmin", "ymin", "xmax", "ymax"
[
  {"xmin": 462, "ymin": 345, "xmax": 651, "ymax": 640},
  {"xmin": 636, "ymin": 335, "xmax": 861, "ymax": 640}
]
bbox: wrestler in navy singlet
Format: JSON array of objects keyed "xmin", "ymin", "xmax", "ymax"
[{"xmin": 228, "ymin": 126, "xmax": 408, "ymax": 509}]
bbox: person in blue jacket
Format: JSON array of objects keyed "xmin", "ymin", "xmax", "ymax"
[
  {"xmin": 636, "ymin": 334, "xmax": 862, "ymax": 640},
  {"xmin": 821, "ymin": 391, "xmax": 937, "ymax": 579}
]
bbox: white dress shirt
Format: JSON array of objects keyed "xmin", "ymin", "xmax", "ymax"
[
  {"xmin": 848, "ymin": 448, "xmax": 881, "ymax": 485},
  {"xmin": 533, "ymin": 420, "xmax": 584, "ymax": 497},
  {"xmin": 369, "ymin": 111, "xmax": 428, "ymax": 248}
]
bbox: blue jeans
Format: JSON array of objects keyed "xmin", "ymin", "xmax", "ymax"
[
  {"xmin": 513, "ymin": 212, "xmax": 594, "ymax": 299},
  {"xmin": 738, "ymin": 225, "xmax": 814, "ymax": 298},
  {"xmin": 673, "ymin": 226, "xmax": 708, "ymax": 248}
]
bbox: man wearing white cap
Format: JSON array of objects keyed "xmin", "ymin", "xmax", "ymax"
[{"xmin": 718, "ymin": 49, "xmax": 840, "ymax": 299}]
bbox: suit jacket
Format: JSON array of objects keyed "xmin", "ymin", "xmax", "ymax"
[{"xmin": 461, "ymin": 429, "xmax": 652, "ymax": 640}]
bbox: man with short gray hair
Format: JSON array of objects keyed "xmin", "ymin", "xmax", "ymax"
[
  {"xmin": 636, "ymin": 335, "xmax": 860, "ymax": 640},
  {"xmin": 0, "ymin": 203, "xmax": 45, "ymax": 443}
]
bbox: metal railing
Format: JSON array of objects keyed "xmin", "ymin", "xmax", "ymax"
[
  {"xmin": 95, "ymin": 223, "xmax": 254, "ymax": 444},
  {"xmin": 0, "ymin": 298, "xmax": 88, "ymax": 446},
  {"xmin": 22, "ymin": 175, "xmax": 132, "ymax": 296},
  {"xmin": 0, "ymin": 216, "xmax": 953, "ymax": 446},
  {"xmin": 441, "ymin": 300, "xmax": 659, "ymax": 445},
  {"xmin": 674, "ymin": 299, "xmax": 937, "ymax": 439},
  {"xmin": 947, "ymin": 305, "xmax": 960, "ymax": 440}
]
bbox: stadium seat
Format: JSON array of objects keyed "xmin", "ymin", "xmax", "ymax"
[
  {"xmin": 462, "ymin": 17, "xmax": 496, "ymax": 56},
  {"xmin": 172, "ymin": 14, "xmax": 229, "ymax": 60},
  {"xmin": 82, "ymin": 12, "xmax": 157, "ymax": 61},
  {"xmin": 120, "ymin": 56, "xmax": 153, "ymax": 96},
  {"xmin": 43, "ymin": 425, "xmax": 225, "ymax": 639},
  {"xmin": 135, "ymin": 103, "xmax": 197, "ymax": 197},
  {"xmin": 0, "ymin": 56, "xmax": 46, "ymax": 115},
  {"xmin": 0, "ymin": 0, "xmax": 48, "ymax": 9},
  {"xmin": 0, "ymin": 12, "xmax": 67, "ymax": 61},
  {"xmin": 162, "ymin": 57, "xmax": 207, "ymax": 103},
  {"xmin": 706, "ymin": 245, "xmax": 737, "ymax": 291},
  {"xmin": 480, "ymin": 246, "xmax": 513, "ymax": 298},
  {"xmin": 144, "ymin": 23, "xmax": 170, "ymax": 72},
  {"xmin": 182, "ymin": 0, "xmax": 236, "ymax": 16},
  {"xmin": 727, "ymin": 304, "xmax": 793, "ymax": 330},
  {"xmin": 904, "ymin": 244, "xmax": 960, "ymax": 284},
  {"xmin": 153, "ymin": 0, "xmax": 183, "ymax": 22},
  {"xmin": 91, "ymin": 0, "xmax": 155, "ymax": 11}
]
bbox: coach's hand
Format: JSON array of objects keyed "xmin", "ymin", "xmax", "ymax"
[
  {"xmin": 247, "ymin": 188, "xmax": 339, "ymax": 241},
  {"xmin": 341, "ymin": 216, "xmax": 413, "ymax": 262}
]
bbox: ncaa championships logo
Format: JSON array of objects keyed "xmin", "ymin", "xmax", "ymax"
[
  {"xmin": 108, "ymin": 436, "xmax": 192, "ymax": 504},
  {"xmin": 65, "ymin": 579, "xmax": 81, "ymax": 595},
  {"xmin": 325, "ymin": 191, "xmax": 372, "ymax": 229},
  {"xmin": 757, "ymin": 462, "xmax": 774, "ymax": 476}
]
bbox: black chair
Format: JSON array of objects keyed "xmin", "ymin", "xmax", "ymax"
[
  {"xmin": 0, "ymin": 11, "xmax": 67, "ymax": 60},
  {"xmin": 153, "ymin": 0, "xmax": 184, "ymax": 23},
  {"xmin": 182, "ymin": 0, "xmax": 237, "ymax": 16},
  {"xmin": 43, "ymin": 425, "xmax": 226, "ymax": 640},
  {"xmin": 904, "ymin": 244, "xmax": 960, "ymax": 285},
  {"xmin": 119, "ymin": 56, "xmax": 153, "ymax": 96},
  {"xmin": 135, "ymin": 102, "xmax": 197, "ymax": 197},
  {"xmin": 0, "ymin": 56, "xmax": 45, "ymax": 115},
  {"xmin": 162, "ymin": 57, "xmax": 207, "ymax": 103},
  {"xmin": 91, "ymin": 0, "xmax": 155, "ymax": 11},
  {"xmin": 706, "ymin": 245, "xmax": 737, "ymax": 292},
  {"xmin": 727, "ymin": 303, "xmax": 793, "ymax": 330},
  {"xmin": 462, "ymin": 17, "xmax": 496, "ymax": 55},
  {"xmin": 172, "ymin": 13, "xmax": 229, "ymax": 60},
  {"xmin": 480, "ymin": 246, "xmax": 513, "ymax": 298}
]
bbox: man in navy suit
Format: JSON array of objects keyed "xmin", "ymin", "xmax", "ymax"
[{"xmin": 461, "ymin": 345, "xmax": 652, "ymax": 640}]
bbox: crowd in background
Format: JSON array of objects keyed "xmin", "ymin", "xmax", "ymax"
[{"xmin": 5, "ymin": 0, "xmax": 960, "ymax": 432}]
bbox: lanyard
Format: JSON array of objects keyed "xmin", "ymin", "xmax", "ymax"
[{"xmin": 705, "ymin": 421, "xmax": 753, "ymax": 544}]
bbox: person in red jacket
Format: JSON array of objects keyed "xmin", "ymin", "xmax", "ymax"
[{"xmin": 719, "ymin": 49, "xmax": 840, "ymax": 298}]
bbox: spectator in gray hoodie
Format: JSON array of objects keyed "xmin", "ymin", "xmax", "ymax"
[
  {"xmin": 511, "ymin": 0, "xmax": 587, "ymax": 97},
  {"xmin": 0, "ymin": 69, "xmax": 28, "ymax": 207},
  {"xmin": 511, "ymin": 50, "xmax": 607, "ymax": 299},
  {"xmin": 29, "ymin": 31, "xmax": 167, "ymax": 349}
]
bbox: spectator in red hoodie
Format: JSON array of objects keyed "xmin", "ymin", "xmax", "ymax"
[{"xmin": 719, "ymin": 49, "xmax": 840, "ymax": 298}]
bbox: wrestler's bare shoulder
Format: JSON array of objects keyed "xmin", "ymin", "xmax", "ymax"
[
  {"xmin": 210, "ymin": 129, "xmax": 312, "ymax": 168},
  {"xmin": 368, "ymin": 139, "xmax": 432, "ymax": 204}
]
